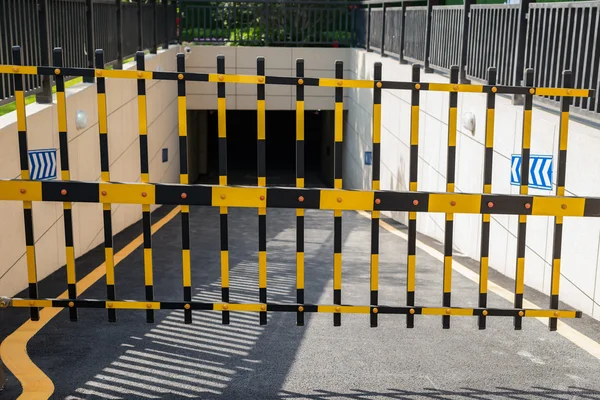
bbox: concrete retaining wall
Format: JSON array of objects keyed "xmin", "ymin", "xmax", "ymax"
[
  {"xmin": 0, "ymin": 46, "xmax": 180, "ymax": 297},
  {"xmin": 344, "ymin": 49, "xmax": 600, "ymax": 320}
]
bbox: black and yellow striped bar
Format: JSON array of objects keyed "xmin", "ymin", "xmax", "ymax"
[
  {"xmin": 54, "ymin": 48, "xmax": 78, "ymax": 322},
  {"xmin": 370, "ymin": 62, "xmax": 382, "ymax": 328},
  {"xmin": 296, "ymin": 59, "xmax": 305, "ymax": 326},
  {"xmin": 4, "ymin": 298, "xmax": 582, "ymax": 319},
  {"xmin": 442, "ymin": 66, "xmax": 459, "ymax": 329},
  {"xmin": 177, "ymin": 53, "xmax": 193, "ymax": 324},
  {"xmin": 95, "ymin": 50, "xmax": 117, "ymax": 323},
  {"xmin": 8, "ymin": 180, "xmax": 600, "ymax": 218},
  {"xmin": 478, "ymin": 67, "xmax": 497, "ymax": 330},
  {"xmin": 549, "ymin": 71, "xmax": 572, "ymax": 332},
  {"xmin": 257, "ymin": 57, "xmax": 267, "ymax": 326},
  {"xmin": 514, "ymin": 69, "xmax": 534, "ymax": 330},
  {"xmin": 217, "ymin": 55, "xmax": 230, "ymax": 325},
  {"xmin": 12, "ymin": 46, "xmax": 39, "ymax": 321},
  {"xmin": 136, "ymin": 52, "xmax": 154, "ymax": 324},
  {"xmin": 0, "ymin": 64, "xmax": 594, "ymax": 98},
  {"xmin": 333, "ymin": 60, "xmax": 343, "ymax": 327},
  {"xmin": 407, "ymin": 64, "xmax": 420, "ymax": 329}
]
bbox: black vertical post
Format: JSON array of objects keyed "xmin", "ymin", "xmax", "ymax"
[
  {"xmin": 366, "ymin": 4, "xmax": 372, "ymax": 52},
  {"xmin": 138, "ymin": 0, "xmax": 143, "ymax": 51},
  {"xmin": 116, "ymin": 0, "xmax": 123, "ymax": 69},
  {"xmin": 84, "ymin": 0, "xmax": 95, "ymax": 83},
  {"xmin": 36, "ymin": 0, "xmax": 52, "ymax": 103},
  {"xmin": 151, "ymin": 0, "xmax": 158, "ymax": 54},
  {"xmin": 381, "ymin": 3, "xmax": 387, "ymax": 57},
  {"xmin": 459, "ymin": 0, "xmax": 475, "ymax": 83},
  {"xmin": 163, "ymin": 0, "xmax": 170, "ymax": 49},
  {"xmin": 513, "ymin": 0, "xmax": 534, "ymax": 103},
  {"xmin": 424, "ymin": 0, "xmax": 439, "ymax": 73},
  {"xmin": 399, "ymin": 2, "xmax": 407, "ymax": 64}
]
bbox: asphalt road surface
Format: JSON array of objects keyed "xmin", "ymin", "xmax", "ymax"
[{"xmin": 1, "ymin": 205, "xmax": 600, "ymax": 399}]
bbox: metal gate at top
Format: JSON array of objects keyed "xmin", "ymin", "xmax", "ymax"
[{"xmin": 0, "ymin": 45, "xmax": 596, "ymax": 331}]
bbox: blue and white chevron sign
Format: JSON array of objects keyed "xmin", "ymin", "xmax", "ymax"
[
  {"xmin": 28, "ymin": 149, "xmax": 57, "ymax": 180},
  {"xmin": 510, "ymin": 154, "xmax": 552, "ymax": 190}
]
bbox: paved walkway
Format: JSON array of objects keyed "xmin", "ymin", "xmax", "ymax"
[{"xmin": 1, "ymin": 205, "xmax": 600, "ymax": 399}]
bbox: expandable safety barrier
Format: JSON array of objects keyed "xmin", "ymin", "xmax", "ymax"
[{"xmin": 0, "ymin": 46, "xmax": 595, "ymax": 330}]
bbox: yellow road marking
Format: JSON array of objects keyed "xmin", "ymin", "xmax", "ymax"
[
  {"xmin": 0, "ymin": 206, "xmax": 181, "ymax": 400},
  {"xmin": 356, "ymin": 210, "xmax": 600, "ymax": 361}
]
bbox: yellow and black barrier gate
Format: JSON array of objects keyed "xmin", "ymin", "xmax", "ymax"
[{"xmin": 0, "ymin": 46, "xmax": 596, "ymax": 331}]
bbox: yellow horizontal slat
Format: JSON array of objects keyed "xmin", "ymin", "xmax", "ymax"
[
  {"xmin": 0, "ymin": 180, "xmax": 43, "ymax": 201},
  {"xmin": 99, "ymin": 183, "xmax": 155, "ymax": 205},
  {"xmin": 97, "ymin": 69, "xmax": 152, "ymax": 80},
  {"xmin": 422, "ymin": 307, "xmax": 474, "ymax": 316},
  {"xmin": 212, "ymin": 186, "xmax": 266, "ymax": 208},
  {"xmin": 12, "ymin": 299, "xmax": 53, "ymax": 308},
  {"xmin": 108, "ymin": 301, "xmax": 160, "ymax": 310},
  {"xmin": 428, "ymin": 193, "xmax": 482, "ymax": 214},
  {"xmin": 320, "ymin": 190, "xmax": 374, "ymax": 211},
  {"xmin": 214, "ymin": 303, "xmax": 264, "ymax": 312},
  {"xmin": 535, "ymin": 88, "xmax": 590, "ymax": 97},
  {"xmin": 208, "ymin": 74, "xmax": 263, "ymax": 84},
  {"xmin": 317, "ymin": 305, "xmax": 371, "ymax": 314},
  {"xmin": 319, "ymin": 78, "xmax": 374, "ymax": 89},
  {"xmin": 428, "ymin": 83, "xmax": 483, "ymax": 93},
  {"xmin": 525, "ymin": 309, "xmax": 578, "ymax": 318},
  {"xmin": 0, "ymin": 65, "xmax": 38, "ymax": 75},
  {"xmin": 532, "ymin": 197, "xmax": 585, "ymax": 217}
]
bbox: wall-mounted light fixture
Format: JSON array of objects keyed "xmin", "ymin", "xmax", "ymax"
[
  {"xmin": 75, "ymin": 110, "xmax": 88, "ymax": 130},
  {"xmin": 462, "ymin": 112, "xmax": 476, "ymax": 135}
]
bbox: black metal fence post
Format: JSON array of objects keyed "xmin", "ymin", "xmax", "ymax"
[
  {"xmin": 116, "ymin": 0, "xmax": 123, "ymax": 69},
  {"xmin": 513, "ymin": 0, "xmax": 535, "ymax": 104},
  {"xmin": 424, "ymin": 0, "xmax": 439, "ymax": 73},
  {"xmin": 381, "ymin": 3, "xmax": 387, "ymax": 57},
  {"xmin": 265, "ymin": 2, "xmax": 270, "ymax": 46},
  {"xmin": 163, "ymin": 0, "xmax": 170, "ymax": 49},
  {"xmin": 399, "ymin": 1, "xmax": 407, "ymax": 64},
  {"xmin": 138, "ymin": 0, "xmax": 143, "ymax": 51},
  {"xmin": 366, "ymin": 4, "xmax": 372, "ymax": 52},
  {"xmin": 459, "ymin": 0, "xmax": 475, "ymax": 83},
  {"xmin": 84, "ymin": 0, "xmax": 95, "ymax": 83},
  {"xmin": 36, "ymin": 0, "xmax": 52, "ymax": 103},
  {"xmin": 151, "ymin": 0, "xmax": 158, "ymax": 54}
]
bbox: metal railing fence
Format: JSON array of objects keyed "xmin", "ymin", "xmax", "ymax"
[
  {"xmin": 466, "ymin": 4, "xmax": 519, "ymax": 86},
  {"xmin": 526, "ymin": 2, "xmax": 600, "ymax": 114},
  {"xmin": 429, "ymin": 5, "xmax": 463, "ymax": 73},
  {"xmin": 360, "ymin": 0, "xmax": 599, "ymax": 120},
  {"xmin": 0, "ymin": 0, "xmax": 178, "ymax": 106},
  {"xmin": 383, "ymin": 6, "xmax": 403, "ymax": 58},
  {"xmin": 180, "ymin": 0, "xmax": 356, "ymax": 46},
  {"xmin": 403, "ymin": 6, "xmax": 427, "ymax": 64}
]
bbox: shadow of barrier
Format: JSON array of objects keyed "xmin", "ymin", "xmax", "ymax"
[{"xmin": 0, "ymin": 46, "xmax": 596, "ymax": 331}]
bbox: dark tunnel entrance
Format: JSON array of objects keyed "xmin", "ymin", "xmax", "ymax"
[{"xmin": 187, "ymin": 110, "xmax": 335, "ymax": 187}]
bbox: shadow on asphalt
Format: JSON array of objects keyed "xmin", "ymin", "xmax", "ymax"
[{"xmin": 18, "ymin": 206, "xmax": 357, "ymax": 399}]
